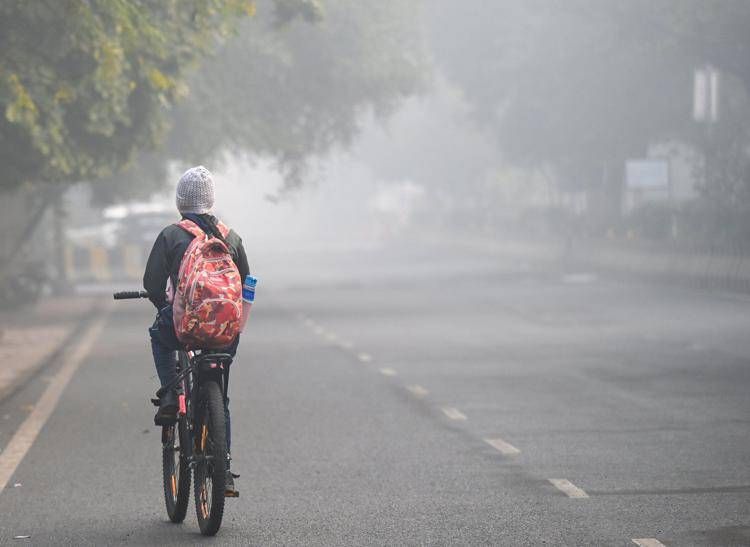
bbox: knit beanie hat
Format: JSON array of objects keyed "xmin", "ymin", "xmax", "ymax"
[{"xmin": 176, "ymin": 166, "xmax": 215, "ymax": 214}]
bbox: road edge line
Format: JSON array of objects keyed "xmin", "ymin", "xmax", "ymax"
[
  {"xmin": 0, "ymin": 306, "xmax": 110, "ymax": 493},
  {"xmin": 0, "ymin": 300, "xmax": 102, "ymax": 405}
]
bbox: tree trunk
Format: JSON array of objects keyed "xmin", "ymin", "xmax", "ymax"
[{"xmin": 0, "ymin": 185, "xmax": 62, "ymax": 277}]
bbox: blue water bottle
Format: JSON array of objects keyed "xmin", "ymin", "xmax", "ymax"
[{"xmin": 240, "ymin": 274, "xmax": 256, "ymax": 331}]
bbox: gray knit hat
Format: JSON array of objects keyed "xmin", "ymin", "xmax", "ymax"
[{"xmin": 176, "ymin": 166, "xmax": 215, "ymax": 214}]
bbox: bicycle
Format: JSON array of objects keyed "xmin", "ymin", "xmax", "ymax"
[{"xmin": 113, "ymin": 290, "xmax": 237, "ymax": 536}]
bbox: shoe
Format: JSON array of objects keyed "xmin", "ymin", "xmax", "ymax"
[
  {"xmin": 225, "ymin": 470, "xmax": 240, "ymax": 498},
  {"xmin": 154, "ymin": 390, "xmax": 178, "ymax": 426}
]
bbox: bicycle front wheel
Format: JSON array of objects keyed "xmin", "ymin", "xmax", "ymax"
[{"xmin": 193, "ymin": 380, "xmax": 227, "ymax": 536}]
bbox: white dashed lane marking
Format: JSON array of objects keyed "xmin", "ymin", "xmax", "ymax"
[
  {"xmin": 406, "ymin": 385, "xmax": 429, "ymax": 398},
  {"xmin": 548, "ymin": 478, "xmax": 589, "ymax": 499},
  {"xmin": 441, "ymin": 407, "xmax": 467, "ymax": 421},
  {"xmin": 300, "ymin": 315, "xmax": 362, "ymax": 356},
  {"xmin": 632, "ymin": 539, "xmax": 666, "ymax": 547},
  {"xmin": 379, "ymin": 368, "xmax": 397, "ymax": 376},
  {"xmin": 484, "ymin": 437, "xmax": 521, "ymax": 455}
]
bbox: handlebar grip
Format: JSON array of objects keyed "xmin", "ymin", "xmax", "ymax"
[{"xmin": 113, "ymin": 290, "xmax": 149, "ymax": 300}]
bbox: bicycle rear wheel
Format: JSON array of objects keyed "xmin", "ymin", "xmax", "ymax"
[
  {"xmin": 193, "ymin": 380, "xmax": 227, "ymax": 536},
  {"xmin": 162, "ymin": 417, "xmax": 191, "ymax": 523}
]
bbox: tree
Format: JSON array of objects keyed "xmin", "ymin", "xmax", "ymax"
[
  {"xmin": 0, "ymin": 0, "xmax": 334, "ymax": 297},
  {"xmin": 0, "ymin": 0, "xmax": 256, "ymax": 191},
  {"xmin": 427, "ymin": 0, "xmax": 750, "ymax": 226},
  {"xmin": 164, "ymin": 0, "xmax": 427, "ymax": 191}
]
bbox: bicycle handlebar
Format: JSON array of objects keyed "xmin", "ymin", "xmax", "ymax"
[{"xmin": 113, "ymin": 290, "xmax": 150, "ymax": 300}]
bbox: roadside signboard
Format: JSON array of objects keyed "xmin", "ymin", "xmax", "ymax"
[{"xmin": 626, "ymin": 159, "xmax": 670, "ymax": 191}]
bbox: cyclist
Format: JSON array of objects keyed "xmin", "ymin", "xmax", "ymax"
[{"xmin": 143, "ymin": 165, "xmax": 249, "ymax": 493}]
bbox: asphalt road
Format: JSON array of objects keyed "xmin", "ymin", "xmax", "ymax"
[{"xmin": 0, "ymin": 241, "xmax": 749, "ymax": 545}]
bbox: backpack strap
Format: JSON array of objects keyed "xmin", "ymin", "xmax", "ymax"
[
  {"xmin": 176, "ymin": 219, "xmax": 205, "ymax": 239},
  {"xmin": 177, "ymin": 218, "xmax": 231, "ymax": 241},
  {"xmin": 215, "ymin": 220, "xmax": 231, "ymax": 239}
]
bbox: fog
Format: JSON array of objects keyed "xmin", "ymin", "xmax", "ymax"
[
  {"xmin": 5, "ymin": 1, "xmax": 735, "ymax": 306},
  {"xmin": 2, "ymin": 0, "xmax": 744, "ymax": 316},
  {"xmin": 1, "ymin": 3, "xmax": 750, "ymax": 543},
  {"xmin": 17, "ymin": 0, "xmax": 746, "ymax": 286}
]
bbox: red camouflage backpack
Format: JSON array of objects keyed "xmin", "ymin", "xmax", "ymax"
[{"xmin": 172, "ymin": 219, "xmax": 242, "ymax": 349}]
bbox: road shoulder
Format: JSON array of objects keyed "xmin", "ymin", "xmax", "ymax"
[{"xmin": 0, "ymin": 296, "xmax": 100, "ymax": 403}]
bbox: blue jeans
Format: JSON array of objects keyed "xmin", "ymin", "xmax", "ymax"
[{"xmin": 149, "ymin": 318, "xmax": 238, "ymax": 454}]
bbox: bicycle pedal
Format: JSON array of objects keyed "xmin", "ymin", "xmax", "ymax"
[{"xmin": 225, "ymin": 489, "xmax": 240, "ymax": 498}]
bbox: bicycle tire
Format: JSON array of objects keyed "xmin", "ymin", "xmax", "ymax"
[
  {"xmin": 162, "ymin": 417, "xmax": 191, "ymax": 523},
  {"xmin": 193, "ymin": 380, "xmax": 227, "ymax": 536}
]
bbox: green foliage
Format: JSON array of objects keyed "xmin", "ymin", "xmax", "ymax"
[
  {"xmin": 1, "ymin": 0, "xmax": 424, "ymax": 199},
  {"xmin": 166, "ymin": 0, "xmax": 427, "ymax": 190},
  {"xmin": 0, "ymin": 0, "xmax": 255, "ymax": 190}
]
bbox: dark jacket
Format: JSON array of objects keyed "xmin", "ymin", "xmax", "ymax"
[{"xmin": 143, "ymin": 214, "xmax": 250, "ymax": 310}]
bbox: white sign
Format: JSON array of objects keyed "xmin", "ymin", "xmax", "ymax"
[{"xmin": 626, "ymin": 159, "xmax": 669, "ymax": 190}]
